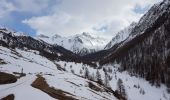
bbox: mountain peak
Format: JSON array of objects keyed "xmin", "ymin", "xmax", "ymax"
[
  {"xmin": 105, "ymin": 22, "xmax": 137, "ymax": 49},
  {"xmin": 38, "ymin": 32, "xmax": 108, "ymax": 55}
]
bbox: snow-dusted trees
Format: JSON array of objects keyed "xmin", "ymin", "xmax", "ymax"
[
  {"xmin": 91, "ymin": 73, "xmax": 95, "ymax": 81},
  {"xmin": 96, "ymin": 69, "xmax": 103, "ymax": 85},
  {"xmin": 116, "ymin": 78, "xmax": 126, "ymax": 98},
  {"xmin": 84, "ymin": 67, "xmax": 89, "ymax": 79},
  {"xmin": 104, "ymin": 73, "xmax": 110, "ymax": 88},
  {"xmin": 80, "ymin": 69, "xmax": 83, "ymax": 75}
]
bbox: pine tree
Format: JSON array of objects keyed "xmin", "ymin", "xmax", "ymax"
[
  {"xmin": 117, "ymin": 78, "xmax": 126, "ymax": 98},
  {"xmin": 96, "ymin": 69, "xmax": 103, "ymax": 85},
  {"xmin": 80, "ymin": 69, "xmax": 83, "ymax": 75},
  {"xmin": 89, "ymin": 72, "xmax": 95, "ymax": 81},
  {"xmin": 104, "ymin": 73, "xmax": 110, "ymax": 88},
  {"xmin": 84, "ymin": 67, "xmax": 89, "ymax": 79},
  {"xmin": 64, "ymin": 63, "xmax": 66, "ymax": 67}
]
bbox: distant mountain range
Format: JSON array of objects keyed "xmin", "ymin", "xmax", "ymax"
[{"xmin": 37, "ymin": 32, "xmax": 108, "ymax": 55}]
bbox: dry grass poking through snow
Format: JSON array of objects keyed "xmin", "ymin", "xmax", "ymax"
[
  {"xmin": 0, "ymin": 72, "xmax": 17, "ymax": 84},
  {"xmin": 31, "ymin": 75, "xmax": 78, "ymax": 100}
]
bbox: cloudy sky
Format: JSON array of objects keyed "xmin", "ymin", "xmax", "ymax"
[{"xmin": 0, "ymin": 0, "xmax": 162, "ymax": 39}]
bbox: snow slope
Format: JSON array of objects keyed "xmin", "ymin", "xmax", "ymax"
[
  {"xmin": 105, "ymin": 64, "xmax": 170, "ymax": 100},
  {"xmin": 0, "ymin": 40, "xmax": 169, "ymax": 100},
  {"xmin": 37, "ymin": 32, "xmax": 108, "ymax": 55},
  {"xmin": 0, "ymin": 46, "xmax": 116, "ymax": 100},
  {"xmin": 55, "ymin": 60, "xmax": 170, "ymax": 100}
]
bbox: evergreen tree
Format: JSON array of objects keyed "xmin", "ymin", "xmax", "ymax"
[
  {"xmin": 104, "ymin": 73, "xmax": 110, "ymax": 88},
  {"xmin": 96, "ymin": 69, "xmax": 103, "ymax": 85},
  {"xmin": 116, "ymin": 78, "xmax": 126, "ymax": 98},
  {"xmin": 89, "ymin": 72, "xmax": 95, "ymax": 81},
  {"xmin": 80, "ymin": 69, "xmax": 83, "ymax": 75},
  {"xmin": 64, "ymin": 63, "xmax": 66, "ymax": 67},
  {"xmin": 84, "ymin": 67, "xmax": 89, "ymax": 79}
]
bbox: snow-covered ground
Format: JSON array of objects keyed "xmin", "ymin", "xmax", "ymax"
[
  {"xmin": 0, "ymin": 46, "xmax": 169, "ymax": 100},
  {"xmin": 0, "ymin": 46, "xmax": 116, "ymax": 100},
  {"xmin": 105, "ymin": 64, "xmax": 170, "ymax": 100},
  {"xmin": 56, "ymin": 61, "xmax": 170, "ymax": 100}
]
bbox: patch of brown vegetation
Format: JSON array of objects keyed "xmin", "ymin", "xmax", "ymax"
[
  {"xmin": 1, "ymin": 94, "xmax": 14, "ymax": 100},
  {"xmin": 0, "ymin": 72, "xmax": 17, "ymax": 84},
  {"xmin": 88, "ymin": 81, "xmax": 127, "ymax": 100},
  {"xmin": 31, "ymin": 75, "xmax": 77, "ymax": 100}
]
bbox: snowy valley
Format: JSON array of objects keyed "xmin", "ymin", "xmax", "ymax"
[{"xmin": 1, "ymin": 0, "xmax": 170, "ymax": 100}]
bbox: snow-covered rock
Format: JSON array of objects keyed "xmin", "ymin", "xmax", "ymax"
[{"xmin": 0, "ymin": 27, "xmax": 28, "ymax": 37}]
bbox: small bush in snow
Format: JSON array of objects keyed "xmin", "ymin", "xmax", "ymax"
[
  {"xmin": 71, "ymin": 69, "xmax": 75, "ymax": 74},
  {"xmin": 70, "ymin": 65, "xmax": 72, "ymax": 68},
  {"xmin": 139, "ymin": 88, "xmax": 145, "ymax": 95}
]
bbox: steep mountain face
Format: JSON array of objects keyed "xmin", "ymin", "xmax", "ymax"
[
  {"xmin": 83, "ymin": 22, "xmax": 137, "ymax": 63},
  {"xmin": 0, "ymin": 28, "xmax": 83, "ymax": 64},
  {"xmin": 100, "ymin": 0, "xmax": 170, "ymax": 88},
  {"xmin": 37, "ymin": 32, "xmax": 108, "ymax": 55},
  {"xmin": 105, "ymin": 22, "xmax": 137, "ymax": 49}
]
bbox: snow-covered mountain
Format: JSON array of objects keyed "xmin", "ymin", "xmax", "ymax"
[
  {"xmin": 0, "ymin": 27, "xmax": 28, "ymax": 37},
  {"xmin": 83, "ymin": 0, "xmax": 170, "ymax": 96},
  {"xmin": 0, "ymin": 28, "xmax": 124, "ymax": 100},
  {"xmin": 105, "ymin": 22, "xmax": 137, "ymax": 49},
  {"xmin": 0, "ymin": 30, "xmax": 169, "ymax": 100},
  {"xmin": 37, "ymin": 32, "xmax": 108, "ymax": 55},
  {"xmin": 99, "ymin": 0, "xmax": 170, "ymax": 89},
  {"xmin": 1, "ymin": 0, "xmax": 170, "ymax": 100}
]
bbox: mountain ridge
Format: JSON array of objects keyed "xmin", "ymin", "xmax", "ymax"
[{"xmin": 37, "ymin": 32, "xmax": 108, "ymax": 55}]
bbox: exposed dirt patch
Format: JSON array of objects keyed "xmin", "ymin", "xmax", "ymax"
[
  {"xmin": 1, "ymin": 94, "xmax": 15, "ymax": 100},
  {"xmin": 0, "ymin": 72, "xmax": 17, "ymax": 84},
  {"xmin": 88, "ymin": 81, "xmax": 127, "ymax": 100},
  {"xmin": 31, "ymin": 75, "xmax": 78, "ymax": 100}
]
